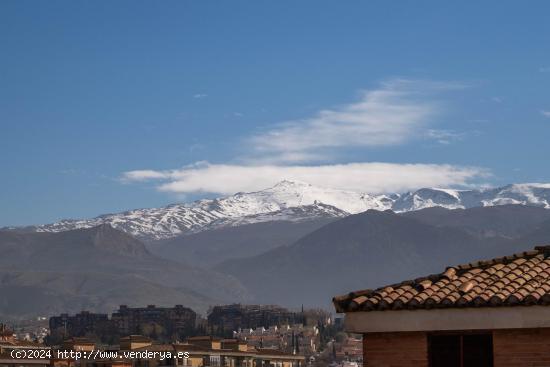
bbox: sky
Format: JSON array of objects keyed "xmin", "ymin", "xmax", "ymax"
[{"xmin": 1, "ymin": 1, "xmax": 550, "ymax": 226}]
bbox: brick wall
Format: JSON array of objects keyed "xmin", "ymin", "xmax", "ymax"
[
  {"xmin": 363, "ymin": 332, "xmax": 428, "ymax": 367},
  {"xmin": 493, "ymin": 328, "xmax": 550, "ymax": 367}
]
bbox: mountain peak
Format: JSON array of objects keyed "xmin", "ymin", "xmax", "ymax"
[
  {"xmin": 270, "ymin": 179, "xmax": 312, "ymax": 190},
  {"xmin": 31, "ymin": 182, "xmax": 550, "ymax": 241},
  {"xmin": 79, "ymin": 224, "xmax": 151, "ymax": 257}
]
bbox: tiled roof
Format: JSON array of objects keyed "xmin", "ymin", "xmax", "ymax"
[
  {"xmin": 333, "ymin": 245, "xmax": 550, "ymax": 313},
  {"xmin": 63, "ymin": 337, "xmax": 95, "ymax": 345},
  {"xmin": 187, "ymin": 336, "xmax": 222, "ymax": 341},
  {"xmin": 131, "ymin": 344, "xmax": 174, "ymax": 352},
  {"xmin": 255, "ymin": 348, "xmax": 295, "ymax": 356},
  {"xmin": 119, "ymin": 335, "xmax": 152, "ymax": 343},
  {"xmin": 0, "ymin": 340, "xmax": 48, "ymax": 348}
]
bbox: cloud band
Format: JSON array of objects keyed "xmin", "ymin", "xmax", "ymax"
[{"xmin": 122, "ymin": 162, "xmax": 489, "ymax": 195}]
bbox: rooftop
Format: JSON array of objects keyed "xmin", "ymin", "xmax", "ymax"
[
  {"xmin": 333, "ymin": 245, "xmax": 550, "ymax": 313},
  {"xmin": 132, "ymin": 344, "xmax": 173, "ymax": 352},
  {"xmin": 0, "ymin": 324, "xmax": 13, "ymax": 337},
  {"xmin": 187, "ymin": 336, "xmax": 222, "ymax": 341},
  {"xmin": 0, "ymin": 340, "xmax": 48, "ymax": 349},
  {"xmin": 119, "ymin": 335, "xmax": 152, "ymax": 343},
  {"xmin": 63, "ymin": 337, "xmax": 95, "ymax": 345}
]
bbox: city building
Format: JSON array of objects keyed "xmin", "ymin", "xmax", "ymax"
[
  {"xmin": 47, "ymin": 337, "xmax": 96, "ymax": 367},
  {"xmin": 0, "ymin": 325, "xmax": 51, "ymax": 367},
  {"xmin": 119, "ymin": 335, "xmax": 153, "ymax": 351},
  {"xmin": 0, "ymin": 325, "xmax": 14, "ymax": 343},
  {"xmin": 142, "ymin": 335, "xmax": 302, "ymax": 367},
  {"xmin": 330, "ymin": 336, "xmax": 362, "ymax": 363},
  {"xmin": 207, "ymin": 305, "xmax": 304, "ymax": 337},
  {"xmin": 333, "ymin": 245, "xmax": 550, "ymax": 367},
  {"xmin": 82, "ymin": 335, "xmax": 304, "ymax": 367},
  {"xmin": 112, "ymin": 305, "xmax": 197, "ymax": 339},
  {"xmin": 49, "ymin": 305, "xmax": 197, "ymax": 343},
  {"xmin": 62, "ymin": 337, "xmax": 96, "ymax": 352},
  {"xmin": 50, "ymin": 312, "xmax": 110, "ymax": 340},
  {"xmin": 233, "ymin": 325, "xmax": 320, "ymax": 356}
]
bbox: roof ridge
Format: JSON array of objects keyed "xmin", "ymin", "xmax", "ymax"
[
  {"xmin": 380, "ymin": 247, "xmax": 547, "ymax": 292},
  {"xmin": 333, "ymin": 244, "xmax": 550, "ymax": 313}
]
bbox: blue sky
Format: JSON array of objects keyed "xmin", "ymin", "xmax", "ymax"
[{"xmin": 1, "ymin": 1, "xmax": 549, "ymax": 226}]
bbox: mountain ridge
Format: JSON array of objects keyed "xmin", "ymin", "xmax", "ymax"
[
  {"xmin": 214, "ymin": 210, "xmax": 529, "ymax": 307},
  {"xmin": 0, "ymin": 224, "xmax": 250, "ymax": 318},
  {"xmin": 12, "ymin": 181, "xmax": 550, "ymax": 241}
]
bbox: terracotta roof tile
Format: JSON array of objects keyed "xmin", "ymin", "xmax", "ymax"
[{"xmin": 333, "ymin": 245, "xmax": 550, "ymax": 312}]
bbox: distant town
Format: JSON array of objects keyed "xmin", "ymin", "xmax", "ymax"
[{"xmin": 0, "ymin": 304, "xmax": 362, "ymax": 367}]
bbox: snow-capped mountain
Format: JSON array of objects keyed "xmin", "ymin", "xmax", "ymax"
[
  {"xmin": 33, "ymin": 181, "xmax": 384, "ymax": 240},
  {"xmin": 391, "ymin": 183, "xmax": 550, "ymax": 212},
  {"xmin": 31, "ymin": 181, "xmax": 550, "ymax": 240},
  {"xmin": 207, "ymin": 202, "xmax": 349, "ymax": 229}
]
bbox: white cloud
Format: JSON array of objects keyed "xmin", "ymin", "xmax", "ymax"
[
  {"xmin": 248, "ymin": 79, "xmax": 466, "ymax": 163},
  {"xmin": 425, "ymin": 129, "xmax": 465, "ymax": 145},
  {"xmin": 541, "ymin": 110, "xmax": 550, "ymax": 118},
  {"xmin": 122, "ymin": 79, "xmax": 485, "ymax": 197},
  {"xmin": 121, "ymin": 170, "xmax": 168, "ymax": 182},
  {"xmin": 193, "ymin": 93, "xmax": 208, "ymax": 99},
  {"xmin": 539, "ymin": 66, "xmax": 550, "ymax": 73},
  {"xmin": 122, "ymin": 161, "xmax": 489, "ymax": 195}
]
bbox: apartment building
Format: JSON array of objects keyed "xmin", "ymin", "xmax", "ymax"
[
  {"xmin": 112, "ymin": 305, "xmax": 197, "ymax": 338},
  {"xmin": 207, "ymin": 305, "xmax": 304, "ymax": 337},
  {"xmin": 49, "ymin": 305, "xmax": 197, "ymax": 343}
]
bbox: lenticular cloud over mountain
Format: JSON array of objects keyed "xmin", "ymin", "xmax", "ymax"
[{"xmin": 122, "ymin": 161, "xmax": 488, "ymax": 195}]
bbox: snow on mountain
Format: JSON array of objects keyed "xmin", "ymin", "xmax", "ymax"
[
  {"xmin": 34, "ymin": 181, "xmax": 366, "ymax": 240},
  {"xmin": 392, "ymin": 183, "xmax": 550, "ymax": 212},
  {"xmin": 31, "ymin": 181, "xmax": 550, "ymax": 241},
  {"xmin": 206, "ymin": 202, "xmax": 349, "ymax": 229},
  {"xmin": 205, "ymin": 180, "xmax": 391, "ymax": 216}
]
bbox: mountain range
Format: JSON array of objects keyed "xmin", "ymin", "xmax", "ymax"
[
  {"xmin": 3, "ymin": 181, "xmax": 550, "ymax": 319},
  {"xmin": 0, "ymin": 225, "xmax": 249, "ymax": 319},
  {"xmin": 21, "ymin": 181, "xmax": 550, "ymax": 241},
  {"xmin": 216, "ymin": 205, "xmax": 550, "ymax": 308}
]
